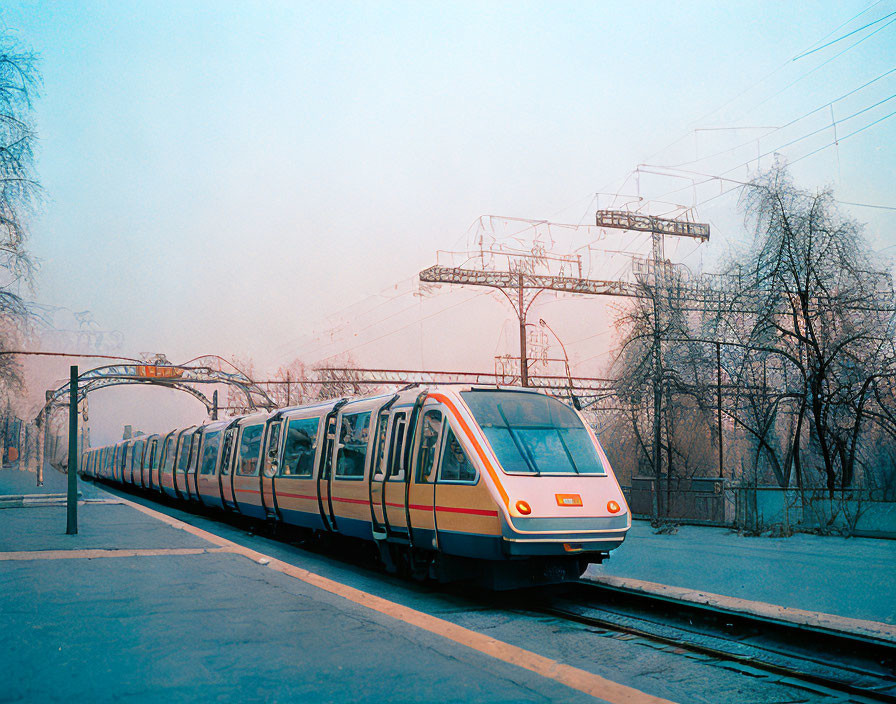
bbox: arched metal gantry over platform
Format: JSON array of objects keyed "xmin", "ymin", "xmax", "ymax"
[
  {"xmin": 43, "ymin": 354, "xmax": 276, "ymax": 421},
  {"xmin": 37, "ymin": 355, "xmax": 276, "ymax": 474}
]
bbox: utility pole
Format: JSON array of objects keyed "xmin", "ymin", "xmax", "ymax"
[
  {"xmin": 652, "ymin": 297, "xmax": 662, "ymax": 521},
  {"xmin": 0, "ymin": 404, "xmax": 7, "ymax": 470},
  {"xmin": 517, "ymin": 273, "xmax": 529, "ymax": 386},
  {"xmin": 716, "ymin": 341, "xmax": 723, "ymax": 479},
  {"xmin": 66, "ymin": 365, "xmax": 78, "ymax": 535},
  {"xmin": 421, "ymin": 210, "xmax": 710, "ymax": 518}
]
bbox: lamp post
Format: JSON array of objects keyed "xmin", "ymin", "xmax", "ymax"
[
  {"xmin": 66, "ymin": 365, "xmax": 78, "ymax": 535},
  {"xmin": 538, "ymin": 318, "xmax": 580, "ymax": 409}
]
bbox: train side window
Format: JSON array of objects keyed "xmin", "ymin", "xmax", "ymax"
[
  {"xmin": 150, "ymin": 439, "xmax": 161, "ymax": 470},
  {"xmin": 280, "ymin": 418, "xmax": 319, "ymax": 477},
  {"xmin": 162, "ymin": 436, "xmax": 176, "ymax": 474},
  {"xmin": 416, "ymin": 410, "xmax": 442, "ymax": 484},
  {"xmin": 220, "ymin": 428, "xmax": 235, "ymax": 475},
  {"xmin": 176, "ymin": 433, "xmax": 194, "ymax": 474},
  {"xmin": 236, "ymin": 424, "xmax": 264, "ymax": 476},
  {"xmin": 387, "ymin": 414, "xmax": 407, "ymax": 480},
  {"xmin": 372, "ymin": 413, "xmax": 389, "ymax": 480},
  {"xmin": 439, "ymin": 428, "xmax": 477, "ymax": 484},
  {"xmin": 187, "ymin": 434, "xmax": 200, "ymax": 474},
  {"xmin": 335, "ymin": 411, "xmax": 371, "ymax": 480},
  {"xmin": 200, "ymin": 431, "xmax": 221, "ymax": 475},
  {"xmin": 146, "ymin": 439, "xmax": 157, "ymax": 470},
  {"xmin": 262, "ymin": 422, "xmax": 282, "ymax": 478},
  {"xmin": 133, "ymin": 440, "xmax": 145, "ymax": 472},
  {"xmin": 321, "ymin": 417, "xmax": 337, "ymax": 479}
]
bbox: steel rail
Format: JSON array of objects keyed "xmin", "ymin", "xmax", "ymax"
[{"xmin": 533, "ymin": 580, "xmax": 896, "ymax": 703}]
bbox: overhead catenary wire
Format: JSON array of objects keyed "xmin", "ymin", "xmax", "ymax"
[
  {"xmin": 594, "ymin": 2, "xmax": 894, "ymax": 214},
  {"xmin": 314, "ymin": 289, "xmax": 493, "ymax": 365},
  {"xmin": 287, "ymin": 284, "xmax": 462, "ymax": 363},
  {"xmin": 740, "ymin": 15, "xmax": 896, "ymax": 122},
  {"xmin": 637, "ymin": 100, "xmax": 896, "ymax": 212},
  {"xmin": 628, "ymin": 0, "xmax": 890, "ymax": 170},
  {"xmin": 660, "ymin": 67, "xmax": 896, "ymax": 169},
  {"xmin": 272, "ymin": 274, "xmax": 433, "ymax": 359},
  {"xmin": 792, "ymin": 9, "xmax": 896, "ymax": 61}
]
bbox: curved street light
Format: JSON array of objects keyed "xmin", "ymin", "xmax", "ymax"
[{"xmin": 538, "ymin": 318, "xmax": 580, "ymax": 409}]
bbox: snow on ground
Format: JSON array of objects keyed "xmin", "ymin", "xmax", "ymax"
[{"xmin": 587, "ymin": 520, "xmax": 896, "ymax": 623}]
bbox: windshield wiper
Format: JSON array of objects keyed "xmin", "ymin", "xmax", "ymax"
[
  {"xmin": 496, "ymin": 403, "xmax": 539, "ymax": 475},
  {"xmin": 555, "ymin": 429, "xmax": 580, "ymax": 474}
]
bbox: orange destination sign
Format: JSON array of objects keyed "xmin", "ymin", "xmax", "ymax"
[
  {"xmin": 555, "ymin": 494, "xmax": 583, "ymax": 507},
  {"xmin": 136, "ymin": 365, "xmax": 183, "ymax": 379}
]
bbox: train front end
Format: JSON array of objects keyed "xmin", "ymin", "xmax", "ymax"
[{"xmin": 452, "ymin": 388, "xmax": 630, "ymax": 586}]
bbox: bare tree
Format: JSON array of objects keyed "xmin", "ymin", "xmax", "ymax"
[
  {"xmin": 0, "ymin": 37, "xmax": 39, "ymax": 396},
  {"xmin": 268, "ymin": 358, "xmax": 318, "ymax": 407},
  {"xmin": 608, "ymin": 163, "xmax": 896, "ymax": 532},
  {"xmin": 611, "ymin": 265, "xmax": 717, "ymax": 522},
  {"xmin": 734, "ymin": 163, "xmax": 896, "ymax": 496}
]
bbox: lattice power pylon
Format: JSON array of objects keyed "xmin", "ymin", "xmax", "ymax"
[
  {"xmin": 420, "ymin": 210, "xmax": 715, "ymax": 492},
  {"xmin": 420, "ymin": 210, "xmax": 713, "ymax": 378}
]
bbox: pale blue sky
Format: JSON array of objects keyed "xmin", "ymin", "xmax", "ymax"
[{"xmin": 2, "ymin": 1, "xmax": 894, "ymax": 440}]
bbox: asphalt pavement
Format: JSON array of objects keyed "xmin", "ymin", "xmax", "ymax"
[{"xmin": 2, "ymin": 465, "xmax": 888, "ymax": 703}]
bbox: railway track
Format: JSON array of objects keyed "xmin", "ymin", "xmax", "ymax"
[
  {"xmin": 528, "ymin": 580, "xmax": 896, "ymax": 703},
  {"xmin": 99, "ymin": 482, "xmax": 895, "ymax": 701}
]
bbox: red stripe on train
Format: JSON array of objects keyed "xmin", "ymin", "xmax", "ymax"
[
  {"xmin": 384, "ymin": 501, "xmax": 498, "ymax": 517},
  {"xmin": 435, "ymin": 505, "xmax": 498, "ymax": 517},
  {"xmin": 331, "ymin": 496, "xmax": 369, "ymax": 505}
]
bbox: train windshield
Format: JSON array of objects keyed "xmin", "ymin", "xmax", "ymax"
[{"xmin": 461, "ymin": 391, "xmax": 605, "ymax": 476}]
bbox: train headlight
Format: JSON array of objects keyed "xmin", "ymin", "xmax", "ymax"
[
  {"xmin": 515, "ymin": 500, "xmax": 532, "ymax": 515},
  {"xmin": 607, "ymin": 500, "xmax": 620, "ymax": 513}
]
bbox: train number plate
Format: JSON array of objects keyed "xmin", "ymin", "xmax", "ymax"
[{"xmin": 555, "ymin": 494, "xmax": 583, "ymax": 507}]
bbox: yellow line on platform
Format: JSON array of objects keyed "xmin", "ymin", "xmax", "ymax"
[
  {"xmin": 0, "ymin": 547, "xmax": 232, "ymax": 561},
  {"xmin": 115, "ymin": 495, "xmax": 678, "ymax": 704}
]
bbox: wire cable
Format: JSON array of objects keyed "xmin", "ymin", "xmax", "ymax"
[{"xmin": 792, "ymin": 9, "xmax": 896, "ymax": 61}]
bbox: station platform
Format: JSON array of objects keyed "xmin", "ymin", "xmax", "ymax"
[
  {"xmin": 4, "ymin": 466, "xmax": 893, "ymax": 703},
  {"xmin": 588, "ymin": 519, "xmax": 896, "ymax": 625},
  {"xmin": 0, "ymin": 467, "xmax": 669, "ymax": 704}
]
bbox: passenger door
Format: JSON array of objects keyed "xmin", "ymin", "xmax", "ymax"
[
  {"xmin": 317, "ymin": 416, "xmax": 338, "ymax": 531},
  {"xmin": 219, "ymin": 427, "xmax": 237, "ymax": 509},
  {"xmin": 260, "ymin": 419, "xmax": 283, "ymax": 519},
  {"xmin": 185, "ymin": 433, "xmax": 200, "ymax": 500},
  {"xmin": 369, "ymin": 410, "xmax": 391, "ymax": 535},
  {"xmin": 330, "ymin": 410, "xmax": 373, "ymax": 539},
  {"xmin": 383, "ymin": 411, "xmax": 409, "ymax": 533},
  {"xmin": 408, "ymin": 408, "xmax": 442, "ymax": 550},
  {"xmin": 197, "ymin": 430, "xmax": 223, "ymax": 508},
  {"xmin": 173, "ymin": 431, "xmax": 193, "ymax": 500},
  {"xmin": 434, "ymin": 424, "xmax": 495, "ymax": 556},
  {"xmin": 142, "ymin": 439, "xmax": 156, "ymax": 489},
  {"xmin": 232, "ymin": 423, "xmax": 265, "ymax": 519},
  {"xmin": 275, "ymin": 416, "xmax": 323, "ymax": 530}
]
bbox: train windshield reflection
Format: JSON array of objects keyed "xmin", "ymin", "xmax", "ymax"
[{"xmin": 461, "ymin": 391, "xmax": 605, "ymax": 476}]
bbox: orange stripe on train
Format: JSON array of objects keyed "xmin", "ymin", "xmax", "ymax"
[{"xmin": 426, "ymin": 393, "xmax": 509, "ymax": 509}]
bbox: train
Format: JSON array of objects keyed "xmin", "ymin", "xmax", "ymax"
[{"xmin": 80, "ymin": 385, "xmax": 630, "ymax": 588}]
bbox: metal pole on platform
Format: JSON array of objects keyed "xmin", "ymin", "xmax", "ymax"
[{"xmin": 66, "ymin": 365, "xmax": 78, "ymax": 535}]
